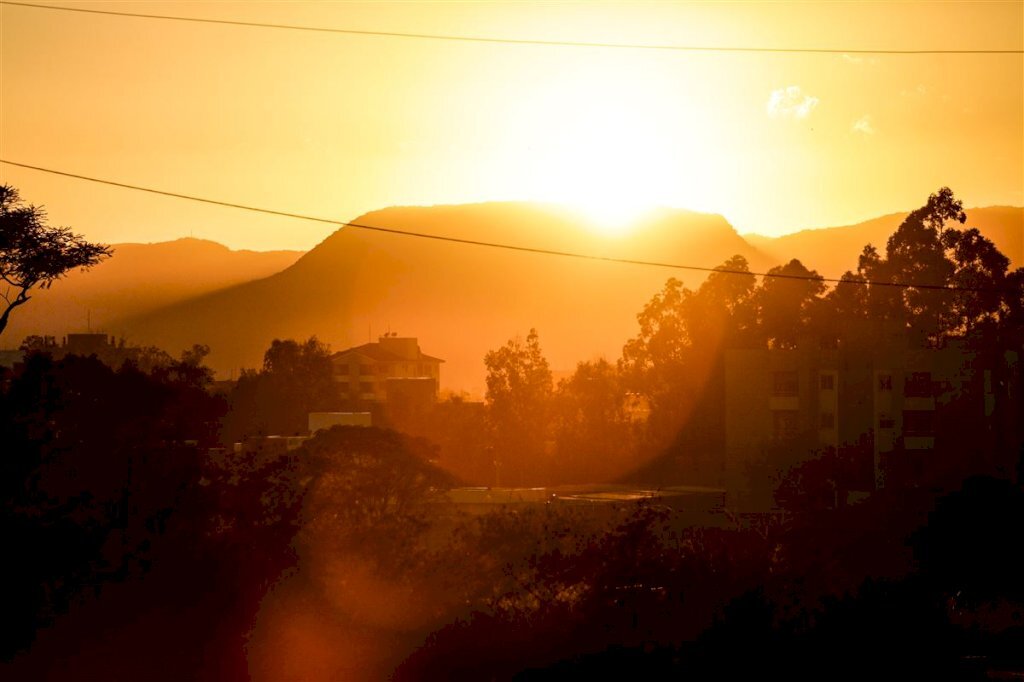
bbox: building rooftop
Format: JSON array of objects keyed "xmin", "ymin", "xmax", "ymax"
[{"xmin": 333, "ymin": 337, "xmax": 444, "ymax": 364}]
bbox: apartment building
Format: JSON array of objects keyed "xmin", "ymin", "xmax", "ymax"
[{"xmin": 724, "ymin": 338, "xmax": 1010, "ymax": 506}]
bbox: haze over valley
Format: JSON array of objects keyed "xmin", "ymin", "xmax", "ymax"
[{"xmin": 18, "ymin": 202, "xmax": 1018, "ymax": 394}]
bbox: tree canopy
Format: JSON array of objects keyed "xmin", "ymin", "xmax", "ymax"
[
  {"xmin": 0, "ymin": 185, "xmax": 111, "ymax": 336},
  {"xmin": 220, "ymin": 336, "xmax": 340, "ymax": 441},
  {"xmin": 838, "ymin": 187, "xmax": 1021, "ymax": 347},
  {"xmin": 484, "ymin": 328, "xmax": 554, "ymax": 485}
]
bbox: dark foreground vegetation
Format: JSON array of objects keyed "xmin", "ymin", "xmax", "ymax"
[
  {"xmin": 2, "ymin": 359, "xmax": 1022, "ymax": 679},
  {"xmin": 1, "ymin": 188, "xmax": 1022, "ymax": 679}
]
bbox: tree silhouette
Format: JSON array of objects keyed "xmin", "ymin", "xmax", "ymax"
[
  {"xmin": 0, "ymin": 353, "xmax": 224, "ymax": 656},
  {"xmin": 0, "ymin": 185, "xmax": 111, "ymax": 337},
  {"xmin": 756, "ymin": 259, "xmax": 826, "ymax": 349},
  {"xmin": 620, "ymin": 256, "xmax": 759, "ymax": 462},
  {"xmin": 221, "ymin": 336, "xmax": 340, "ymax": 441},
  {"xmin": 298, "ymin": 426, "xmax": 449, "ymax": 571},
  {"xmin": 551, "ymin": 358, "xmax": 636, "ymax": 482},
  {"xmin": 484, "ymin": 328, "xmax": 553, "ymax": 485},
  {"xmin": 911, "ymin": 476, "xmax": 1024, "ymax": 605},
  {"xmin": 840, "ymin": 186, "xmax": 1022, "ymax": 348}
]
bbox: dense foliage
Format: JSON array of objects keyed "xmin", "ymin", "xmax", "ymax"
[{"xmin": 3, "ymin": 188, "xmax": 1022, "ymax": 679}]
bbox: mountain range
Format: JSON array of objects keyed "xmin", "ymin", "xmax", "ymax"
[
  {"xmin": 104, "ymin": 204, "xmax": 762, "ymax": 392},
  {"xmin": 744, "ymin": 206, "xmax": 1022, "ymax": 279},
  {"xmin": 2, "ymin": 238, "xmax": 303, "ymax": 346},
  {"xmin": 5, "ymin": 203, "xmax": 1019, "ymax": 395}
]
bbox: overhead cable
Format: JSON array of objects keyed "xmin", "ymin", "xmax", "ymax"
[
  {"xmin": 0, "ymin": 159, "xmax": 1012, "ymax": 294},
  {"xmin": 2, "ymin": 2, "xmax": 1020, "ymax": 55}
]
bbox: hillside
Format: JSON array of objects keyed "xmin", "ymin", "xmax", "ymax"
[
  {"xmin": 104, "ymin": 202, "xmax": 1021, "ymax": 395},
  {"xmin": 1, "ymin": 238, "xmax": 304, "ymax": 346},
  {"xmin": 116, "ymin": 203, "xmax": 774, "ymax": 394},
  {"xmin": 744, "ymin": 206, "xmax": 1022, "ymax": 279}
]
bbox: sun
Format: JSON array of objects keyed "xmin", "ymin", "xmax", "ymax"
[
  {"xmin": 506, "ymin": 57, "xmax": 696, "ymax": 235},
  {"xmin": 548, "ymin": 119, "xmax": 670, "ymax": 234},
  {"xmin": 535, "ymin": 108, "xmax": 681, "ymax": 235}
]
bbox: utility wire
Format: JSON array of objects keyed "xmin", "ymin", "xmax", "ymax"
[
  {"xmin": 2, "ymin": 1, "xmax": 1021, "ymax": 55},
  {"xmin": 0, "ymin": 159, "xmax": 1011, "ymax": 294}
]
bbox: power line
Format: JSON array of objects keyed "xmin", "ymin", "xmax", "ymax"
[
  {"xmin": 0, "ymin": 158, "xmax": 1010, "ymax": 294},
  {"xmin": 2, "ymin": 1, "xmax": 1021, "ymax": 55}
]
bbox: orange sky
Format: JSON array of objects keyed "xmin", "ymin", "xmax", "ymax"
[{"xmin": 1, "ymin": 1, "xmax": 1021, "ymax": 250}]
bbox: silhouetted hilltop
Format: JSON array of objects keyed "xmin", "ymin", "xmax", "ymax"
[
  {"xmin": 117, "ymin": 203, "xmax": 773, "ymax": 393},
  {"xmin": 1, "ymin": 238, "xmax": 304, "ymax": 346},
  {"xmin": 745, "ymin": 206, "xmax": 1022, "ymax": 278}
]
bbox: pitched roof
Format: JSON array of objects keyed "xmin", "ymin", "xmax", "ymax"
[{"xmin": 332, "ymin": 342, "xmax": 444, "ymax": 363}]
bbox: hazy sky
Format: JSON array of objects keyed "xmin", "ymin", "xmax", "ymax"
[{"xmin": 2, "ymin": 1, "xmax": 1021, "ymax": 250}]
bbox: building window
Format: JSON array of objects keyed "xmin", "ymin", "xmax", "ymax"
[
  {"xmin": 902, "ymin": 410, "xmax": 935, "ymax": 436},
  {"xmin": 904, "ymin": 372, "xmax": 932, "ymax": 398},
  {"xmin": 879, "ymin": 414, "xmax": 895, "ymax": 429},
  {"xmin": 359, "ymin": 363, "xmax": 373, "ymax": 375},
  {"xmin": 819, "ymin": 412, "xmax": 835, "ymax": 429},
  {"xmin": 359, "ymin": 381, "xmax": 373, "ymax": 394},
  {"xmin": 878, "ymin": 374, "xmax": 892, "ymax": 391},
  {"xmin": 819, "ymin": 374, "xmax": 835, "ymax": 390},
  {"xmin": 772, "ymin": 410, "xmax": 799, "ymax": 440},
  {"xmin": 772, "ymin": 371, "xmax": 798, "ymax": 397}
]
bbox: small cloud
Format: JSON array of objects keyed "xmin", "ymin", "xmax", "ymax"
[
  {"xmin": 766, "ymin": 86, "xmax": 819, "ymax": 120},
  {"xmin": 851, "ymin": 115, "xmax": 875, "ymax": 135}
]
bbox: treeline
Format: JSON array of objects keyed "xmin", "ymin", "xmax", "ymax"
[
  {"xmin": 395, "ymin": 477, "xmax": 1024, "ymax": 680},
  {"xmin": 137, "ymin": 189, "xmax": 1024, "ymax": 491},
  {"xmin": 2, "ymin": 187, "xmax": 1023, "ymax": 678},
  {"xmin": 0, "ymin": 346, "xmax": 449, "ymax": 675},
  {"xmin": 0, "ymin": 351, "xmax": 226, "ymax": 663},
  {"xmin": 468, "ymin": 187, "xmax": 1024, "ymax": 487}
]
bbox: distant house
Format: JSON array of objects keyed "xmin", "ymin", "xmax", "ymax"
[
  {"xmin": 330, "ymin": 335, "xmax": 443, "ymax": 410},
  {"xmin": 18, "ymin": 333, "xmax": 145, "ymax": 368}
]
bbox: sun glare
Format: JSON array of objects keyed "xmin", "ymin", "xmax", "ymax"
[
  {"xmin": 547, "ymin": 107, "xmax": 670, "ymax": 233},
  {"xmin": 507, "ymin": 56, "xmax": 701, "ymax": 235}
]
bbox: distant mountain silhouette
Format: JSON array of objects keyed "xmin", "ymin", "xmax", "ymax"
[
  {"xmin": 111, "ymin": 203, "xmax": 1020, "ymax": 394},
  {"xmin": 116, "ymin": 203, "xmax": 774, "ymax": 393},
  {"xmin": 2, "ymin": 238, "xmax": 303, "ymax": 347},
  {"xmin": 745, "ymin": 206, "xmax": 1022, "ymax": 279}
]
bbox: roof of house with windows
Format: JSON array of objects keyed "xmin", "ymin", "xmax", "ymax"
[{"xmin": 331, "ymin": 336, "xmax": 444, "ymax": 364}]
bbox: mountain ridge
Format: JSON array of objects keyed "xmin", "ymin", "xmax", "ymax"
[
  {"xmin": 10, "ymin": 201, "xmax": 1018, "ymax": 395},
  {"xmin": 115, "ymin": 202, "xmax": 774, "ymax": 393},
  {"xmin": 1, "ymin": 237, "xmax": 304, "ymax": 347},
  {"xmin": 743, "ymin": 205, "xmax": 1022, "ymax": 278}
]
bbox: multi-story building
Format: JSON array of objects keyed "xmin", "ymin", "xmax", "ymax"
[
  {"xmin": 724, "ymin": 338, "xmax": 1013, "ymax": 508},
  {"xmin": 330, "ymin": 335, "xmax": 443, "ymax": 410}
]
